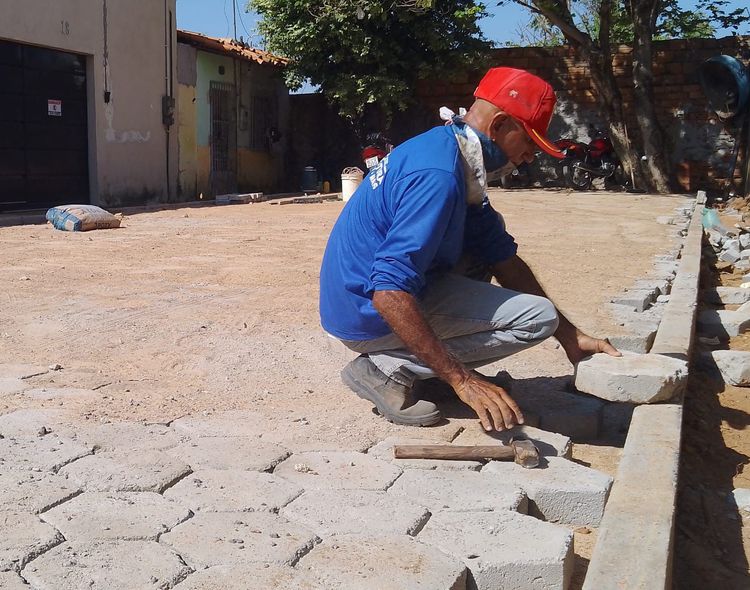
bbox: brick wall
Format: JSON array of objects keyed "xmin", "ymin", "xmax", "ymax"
[{"xmin": 414, "ymin": 36, "xmax": 750, "ymax": 194}]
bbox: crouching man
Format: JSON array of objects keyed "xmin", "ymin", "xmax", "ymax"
[{"xmin": 319, "ymin": 67, "xmax": 620, "ymax": 432}]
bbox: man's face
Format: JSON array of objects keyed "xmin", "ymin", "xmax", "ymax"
[{"xmin": 493, "ymin": 117, "xmax": 537, "ymax": 166}]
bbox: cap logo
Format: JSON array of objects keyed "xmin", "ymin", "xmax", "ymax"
[{"xmin": 509, "ymin": 89, "xmax": 519, "ymax": 98}]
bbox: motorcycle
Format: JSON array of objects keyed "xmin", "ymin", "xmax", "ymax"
[
  {"xmin": 555, "ymin": 128, "xmax": 629, "ymax": 191},
  {"xmin": 361, "ymin": 132, "xmax": 393, "ymax": 170}
]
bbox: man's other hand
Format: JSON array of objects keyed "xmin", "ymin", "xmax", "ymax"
[
  {"xmin": 453, "ymin": 375, "xmax": 524, "ymax": 432},
  {"xmin": 564, "ymin": 331, "xmax": 621, "ymax": 365}
]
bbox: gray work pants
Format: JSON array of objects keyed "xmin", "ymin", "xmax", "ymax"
[{"xmin": 340, "ymin": 273, "xmax": 560, "ymax": 387}]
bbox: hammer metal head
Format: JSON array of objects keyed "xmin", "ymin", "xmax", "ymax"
[{"xmin": 510, "ymin": 436, "xmax": 540, "ymax": 469}]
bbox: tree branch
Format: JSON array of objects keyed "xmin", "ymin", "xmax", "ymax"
[
  {"xmin": 599, "ymin": 0, "xmax": 612, "ymax": 49},
  {"xmin": 521, "ymin": 0, "xmax": 591, "ymax": 48}
]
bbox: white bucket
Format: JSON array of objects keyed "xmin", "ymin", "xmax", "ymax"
[{"xmin": 341, "ymin": 167, "xmax": 364, "ymax": 202}]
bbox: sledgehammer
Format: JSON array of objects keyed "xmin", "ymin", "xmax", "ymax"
[{"xmin": 393, "ymin": 437, "xmax": 540, "ymax": 469}]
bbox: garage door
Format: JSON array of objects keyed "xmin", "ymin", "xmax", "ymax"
[{"xmin": 0, "ymin": 40, "xmax": 89, "ymax": 213}]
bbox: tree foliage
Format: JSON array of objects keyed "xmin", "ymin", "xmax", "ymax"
[
  {"xmin": 508, "ymin": 0, "xmax": 748, "ymax": 47},
  {"xmin": 248, "ymin": 0, "xmax": 491, "ymax": 123}
]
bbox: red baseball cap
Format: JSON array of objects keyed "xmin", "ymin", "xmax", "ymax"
[{"xmin": 474, "ymin": 67, "xmax": 564, "ymax": 159}]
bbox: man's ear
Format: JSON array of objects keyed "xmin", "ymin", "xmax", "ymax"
[{"xmin": 490, "ymin": 111, "xmax": 510, "ymax": 137}]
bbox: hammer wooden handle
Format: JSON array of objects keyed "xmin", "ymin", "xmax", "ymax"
[{"xmin": 393, "ymin": 445, "xmax": 515, "ymax": 461}]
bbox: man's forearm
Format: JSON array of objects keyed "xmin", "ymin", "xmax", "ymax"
[
  {"xmin": 491, "ymin": 255, "xmax": 579, "ymax": 347},
  {"xmin": 372, "ymin": 290, "xmax": 470, "ymax": 388}
]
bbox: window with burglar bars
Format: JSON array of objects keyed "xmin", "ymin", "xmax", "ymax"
[
  {"xmin": 249, "ymin": 95, "xmax": 275, "ymax": 151},
  {"xmin": 209, "ymin": 81, "xmax": 236, "ymax": 173}
]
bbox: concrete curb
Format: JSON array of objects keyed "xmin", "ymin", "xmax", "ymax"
[{"xmin": 582, "ymin": 191, "xmax": 704, "ymax": 589}]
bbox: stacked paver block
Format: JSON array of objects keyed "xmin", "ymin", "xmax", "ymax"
[
  {"xmin": 574, "ymin": 351, "xmax": 688, "ymax": 403},
  {"xmin": 697, "ymin": 308, "xmax": 750, "ymax": 338},
  {"xmin": 163, "ymin": 470, "xmax": 303, "ymax": 512},
  {"xmin": 702, "ymin": 286, "xmax": 750, "ymax": 305},
  {"xmin": 387, "ymin": 469, "xmax": 528, "ymax": 513},
  {"xmin": 281, "ymin": 490, "xmax": 430, "ymax": 536},
  {"xmin": 160, "ymin": 512, "xmax": 320, "ymax": 569},
  {"xmin": 483, "ymin": 457, "xmax": 613, "ymax": 526},
  {"xmin": 40, "ymin": 492, "xmax": 191, "ymax": 542},
  {"xmin": 22, "ymin": 541, "xmax": 192, "ymax": 590},
  {"xmin": 418, "ymin": 510, "xmax": 573, "ymax": 590},
  {"xmin": 708, "ymin": 350, "xmax": 750, "ymax": 386}
]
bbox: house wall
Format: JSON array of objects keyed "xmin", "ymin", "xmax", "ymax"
[
  {"xmin": 176, "ymin": 44, "xmax": 290, "ymax": 199},
  {"xmin": 0, "ymin": 0, "xmax": 179, "ymax": 207}
]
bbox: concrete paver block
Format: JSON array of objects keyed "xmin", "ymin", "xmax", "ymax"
[
  {"xmin": 0, "ymin": 436, "xmax": 92, "ymax": 472},
  {"xmin": 0, "ymin": 571, "xmax": 29, "ymax": 589},
  {"xmin": 387, "ymin": 469, "xmax": 526, "ymax": 513},
  {"xmin": 41, "ymin": 492, "xmax": 191, "ymax": 542},
  {"xmin": 273, "ymin": 451, "xmax": 401, "ymax": 491},
  {"xmin": 611, "ymin": 289, "xmax": 656, "ymax": 312},
  {"xmin": 281, "ymin": 489, "xmax": 430, "ymax": 536},
  {"xmin": 702, "ymin": 287, "xmax": 750, "ymax": 305},
  {"xmin": 609, "ymin": 328, "xmax": 657, "ymax": 354},
  {"xmin": 367, "ymin": 438, "xmax": 482, "ymax": 471},
  {"xmin": 160, "ymin": 511, "xmax": 319, "ymax": 569},
  {"xmin": 0, "ymin": 409, "xmax": 74, "ymax": 437},
  {"xmin": 0, "ymin": 378, "xmax": 28, "ymax": 395},
  {"xmin": 452, "ymin": 423, "xmax": 572, "ymax": 458},
  {"xmin": 166, "ymin": 437, "xmax": 290, "ymax": 472},
  {"xmin": 297, "ymin": 534, "xmax": 467, "ymax": 590},
  {"xmin": 163, "ymin": 469, "xmax": 302, "ymax": 512},
  {"xmin": 698, "ymin": 309, "xmax": 750, "ymax": 338},
  {"xmin": 512, "ymin": 387, "xmax": 603, "ymax": 441},
  {"xmin": 21, "ymin": 541, "xmax": 191, "ymax": 590},
  {"xmin": 483, "ymin": 457, "xmax": 613, "ymax": 525},
  {"xmin": 58, "ymin": 451, "xmax": 190, "ymax": 492},
  {"xmin": 0, "ymin": 470, "xmax": 81, "ymax": 514},
  {"xmin": 709, "ymin": 350, "xmax": 750, "ymax": 386},
  {"xmin": 63, "ymin": 422, "xmax": 181, "ymax": 453},
  {"xmin": 574, "ymin": 351, "xmax": 688, "ymax": 403},
  {"xmin": 0, "ymin": 512, "xmax": 63, "ymax": 572},
  {"xmin": 0, "ymin": 364, "xmax": 49, "ymax": 379},
  {"xmin": 172, "ymin": 564, "xmax": 325, "ymax": 589},
  {"xmin": 417, "ymin": 510, "xmax": 573, "ymax": 590}
]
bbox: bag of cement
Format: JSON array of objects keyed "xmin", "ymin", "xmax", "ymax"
[{"xmin": 46, "ymin": 205, "xmax": 121, "ymax": 232}]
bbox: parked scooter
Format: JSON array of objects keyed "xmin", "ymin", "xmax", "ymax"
[{"xmin": 555, "ymin": 128, "xmax": 629, "ymax": 190}]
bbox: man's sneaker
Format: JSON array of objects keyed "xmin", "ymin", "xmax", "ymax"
[{"xmin": 341, "ymin": 356, "xmax": 441, "ymax": 426}]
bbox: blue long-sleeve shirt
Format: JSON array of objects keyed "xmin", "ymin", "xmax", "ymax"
[{"xmin": 319, "ymin": 125, "xmax": 518, "ymax": 341}]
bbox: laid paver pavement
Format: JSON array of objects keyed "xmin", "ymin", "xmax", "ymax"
[
  {"xmin": 58, "ymin": 450, "xmax": 191, "ymax": 493},
  {"xmin": 0, "ymin": 511, "xmax": 63, "ymax": 572},
  {"xmin": 0, "ymin": 470, "xmax": 81, "ymax": 514},
  {"xmin": 21, "ymin": 541, "xmax": 192, "ymax": 590},
  {"xmin": 172, "ymin": 564, "xmax": 325, "ymax": 589},
  {"xmin": 0, "ymin": 436, "xmax": 92, "ymax": 472},
  {"xmin": 0, "ymin": 571, "xmax": 29, "ymax": 589},
  {"xmin": 281, "ymin": 489, "xmax": 430, "ymax": 536},
  {"xmin": 40, "ymin": 492, "xmax": 191, "ymax": 542},
  {"xmin": 163, "ymin": 469, "xmax": 303, "ymax": 512},
  {"xmin": 166, "ymin": 436, "xmax": 290, "ymax": 471},
  {"xmin": 160, "ymin": 511, "xmax": 320, "ymax": 569}
]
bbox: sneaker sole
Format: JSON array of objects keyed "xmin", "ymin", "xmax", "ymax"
[{"xmin": 341, "ymin": 367, "xmax": 441, "ymax": 427}]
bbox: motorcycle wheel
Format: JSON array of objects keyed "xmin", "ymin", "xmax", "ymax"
[
  {"xmin": 604, "ymin": 163, "xmax": 631, "ymax": 190},
  {"xmin": 562, "ymin": 163, "xmax": 593, "ymax": 191}
]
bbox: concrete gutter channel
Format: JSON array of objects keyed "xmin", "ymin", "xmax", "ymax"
[{"xmin": 582, "ymin": 191, "xmax": 706, "ymax": 590}]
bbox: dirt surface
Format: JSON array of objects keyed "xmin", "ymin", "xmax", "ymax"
[
  {"xmin": 0, "ymin": 189, "xmax": 686, "ymax": 431},
  {"xmin": 1, "ymin": 189, "xmax": 687, "ymax": 584},
  {"xmin": 674, "ymin": 251, "xmax": 750, "ymax": 588}
]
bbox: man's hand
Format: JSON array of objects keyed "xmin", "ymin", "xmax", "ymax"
[
  {"xmin": 453, "ymin": 374, "xmax": 524, "ymax": 432},
  {"xmin": 562, "ymin": 331, "xmax": 621, "ymax": 365}
]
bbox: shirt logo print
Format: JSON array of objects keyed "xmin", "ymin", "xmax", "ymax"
[{"xmin": 369, "ymin": 155, "xmax": 389, "ymax": 190}]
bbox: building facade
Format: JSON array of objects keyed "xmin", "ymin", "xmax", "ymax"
[
  {"xmin": 176, "ymin": 31, "xmax": 290, "ymax": 199},
  {"xmin": 0, "ymin": 0, "xmax": 179, "ymax": 213}
]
